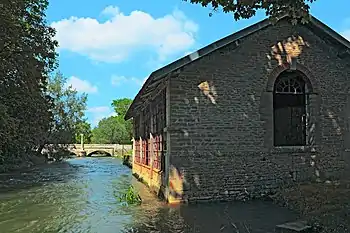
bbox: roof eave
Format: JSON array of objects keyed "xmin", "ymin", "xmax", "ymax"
[
  {"xmin": 125, "ymin": 14, "xmax": 350, "ymax": 121},
  {"xmin": 309, "ymin": 16, "xmax": 350, "ymax": 49},
  {"xmin": 124, "ymin": 16, "xmax": 280, "ymax": 120}
]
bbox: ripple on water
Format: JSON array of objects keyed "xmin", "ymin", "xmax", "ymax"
[{"xmin": 0, "ymin": 157, "xmax": 298, "ymax": 233}]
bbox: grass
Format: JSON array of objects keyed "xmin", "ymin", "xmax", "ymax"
[{"xmin": 271, "ymin": 179, "xmax": 350, "ymax": 232}]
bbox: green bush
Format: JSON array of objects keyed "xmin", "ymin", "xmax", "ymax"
[{"xmin": 117, "ymin": 185, "xmax": 142, "ymax": 205}]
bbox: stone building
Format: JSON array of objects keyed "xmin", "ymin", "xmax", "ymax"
[{"xmin": 124, "ymin": 14, "xmax": 350, "ymax": 203}]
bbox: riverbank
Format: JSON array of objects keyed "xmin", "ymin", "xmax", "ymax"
[
  {"xmin": 271, "ymin": 179, "xmax": 350, "ymax": 232},
  {"xmin": 0, "ymin": 157, "xmax": 138, "ymax": 233},
  {"xmin": 1, "ymin": 157, "xmax": 300, "ymax": 233},
  {"xmin": 0, "ymin": 154, "xmax": 48, "ymax": 173},
  {"xmin": 122, "ymin": 154, "xmax": 132, "ymax": 168}
]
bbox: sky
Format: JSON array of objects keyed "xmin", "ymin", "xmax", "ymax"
[{"xmin": 46, "ymin": 0, "xmax": 350, "ymax": 127}]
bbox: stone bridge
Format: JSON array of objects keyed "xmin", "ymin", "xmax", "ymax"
[{"xmin": 68, "ymin": 144, "xmax": 132, "ymax": 157}]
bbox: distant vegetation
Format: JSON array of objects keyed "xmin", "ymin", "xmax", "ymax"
[
  {"xmin": 43, "ymin": 72, "xmax": 89, "ymax": 160},
  {"xmin": 0, "ymin": 0, "xmax": 132, "ymax": 170},
  {"xmin": 91, "ymin": 98, "xmax": 133, "ymax": 145},
  {"xmin": 75, "ymin": 121, "xmax": 93, "ymax": 144}
]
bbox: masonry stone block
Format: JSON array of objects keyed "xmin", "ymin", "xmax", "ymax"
[{"xmin": 167, "ymin": 20, "xmax": 350, "ymax": 202}]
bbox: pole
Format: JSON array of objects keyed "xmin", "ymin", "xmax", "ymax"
[{"xmin": 80, "ymin": 133, "xmax": 84, "ymax": 150}]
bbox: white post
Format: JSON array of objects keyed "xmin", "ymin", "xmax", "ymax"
[{"xmin": 80, "ymin": 133, "xmax": 84, "ymax": 150}]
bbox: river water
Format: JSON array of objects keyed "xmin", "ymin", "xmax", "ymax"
[{"xmin": 0, "ymin": 157, "xmax": 299, "ymax": 233}]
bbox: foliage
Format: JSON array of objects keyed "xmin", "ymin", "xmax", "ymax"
[
  {"xmin": 111, "ymin": 98, "xmax": 133, "ymax": 141},
  {"xmin": 184, "ymin": 0, "xmax": 316, "ymax": 24},
  {"xmin": 43, "ymin": 144, "xmax": 72, "ymax": 162},
  {"xmin": 45, "ymin": 72, "xmax": 88, "ymax": 145},
  {"xmin": 111, "ymin": 98, "xmax": 133, "ymax": 117},
  {"xmin": 117, "ymin": 185, "xmax": 142, "ymax": 205},
  {"xmin": 92, "ymin": 98, "xmax": 133, "ymax": 144},
  {"xmin": 0, "ymin": 0, "xmax": 93, "ymax": 168},
  {"xmin": 91, "ymin": 116, "xmax": 128, "ymax": 144},
  {"xmin": 0, "ymin": 0, "xmax": 57, "ymax": 165},
  {"xmin": 36, "ymin": 72, "xmax": 89, "ymax": 160},
  {"xmin": 75, "ymin": 121, "xmax": 92, "ymax": 144}
]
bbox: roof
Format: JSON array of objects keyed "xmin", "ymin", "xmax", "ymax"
[{"xmin": 124, "ymin": 14, "xmax": 350, "ymax": 120}]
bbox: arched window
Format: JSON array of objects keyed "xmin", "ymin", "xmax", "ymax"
[{"xmin": 273, "ymin": 71, "xmax": 309, "ymax": 146}]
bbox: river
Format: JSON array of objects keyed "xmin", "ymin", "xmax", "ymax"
[{"xmin": 0, "ymin": 157, "xmax": 299, "ymax": 233}]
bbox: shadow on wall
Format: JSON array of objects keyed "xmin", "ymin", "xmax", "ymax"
[
  {"xmin": 169, "ymin": 59, "xmax": 267, "ymax": 202},
  {"xmin": 165, "ymin": 33, "xmax": 348, "ymax": 204},
  {"xmin": 170, "ymin": 73, "xmax": 262, "ymax": 202}
]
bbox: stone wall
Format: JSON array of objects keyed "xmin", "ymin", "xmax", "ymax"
[
  {"xmin": 69, "ymin": 144, "xmax": 132, "ymax": 157},
  {"xmin": 167, "ymin": 20, "xmax": 350, "ymax": 202},
  {"xmin": 132, "ymin": 162, "xmax": 163, "ymax": 196}
]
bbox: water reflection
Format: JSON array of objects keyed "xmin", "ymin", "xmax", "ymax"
[
  {"xmin": 127, "ymin": 199, "xmax": 299, "ymax": 233},
  {"xmin": 0, "ymin": 157, "xmax": 298, "ymax": 233},
  {"xmin": 0, "ymin": 158, "xmax": 135, "ymax": 233}
]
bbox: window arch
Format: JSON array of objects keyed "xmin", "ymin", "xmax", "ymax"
[{"xmin": 273, "ymin": 71, "xmax": 310, "ymax": 146}]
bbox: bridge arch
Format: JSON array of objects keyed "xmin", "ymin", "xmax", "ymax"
[
  {"xmin": 69, "ymin": 151, "xmax": 79, "ymax": 157},
  {"xmin": 86, "ymin": 150, "xmax": 112, "ymax": 157}
]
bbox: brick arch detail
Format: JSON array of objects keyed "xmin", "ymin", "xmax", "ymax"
[{"xmin": 266, "ymin": 63, "xmax": 320, "ymax": 94}]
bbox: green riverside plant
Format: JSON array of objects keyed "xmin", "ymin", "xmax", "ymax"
[{"xmin": 118, "ymin": 185, "xmax": 142, "ymax": 205}]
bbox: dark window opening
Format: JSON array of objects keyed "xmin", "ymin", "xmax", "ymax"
[
  {"xmin": 273, "ymin": 72, "xmax": 308, "ymax": 146},
  {"xmin": 134, "ymin": 116, "xmax": 141, "ymax": 163},
  {"xmin": 133, "ymin": 89, "xmax": 166, "ymax": 168},
  {"xmin": 151, "ymin": 89, "xmax": 166, "ymax": 170}
]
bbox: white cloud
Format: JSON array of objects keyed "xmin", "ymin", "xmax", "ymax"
[
  {"xmin": 111, "ymin": 75, "xmax": 127, "ymax": 86},
  {"xmin": 65, "ymin": 76, "xmax": 98, "ymax": 93},
  {"xmin": 51, "ymin": 6, "xmax": 198, "ymax": 63},
  {"xmin": 111, "ymin": 75, "xmax": 147, "ymax": 86},
  {"xmin": 87, "ymin": 106, "xmax": 110, "ymax": 113},
  {"xmin": 101, "ymin": 6, "xmax": 120, "ymax": 16}
]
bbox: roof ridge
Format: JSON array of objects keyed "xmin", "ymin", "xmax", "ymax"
[{"xmin": 125, "ymin": 14, "xmax": 350, "ymax": 120}]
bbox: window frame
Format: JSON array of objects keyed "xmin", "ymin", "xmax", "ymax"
[{"xmin": 273, "ymin": 72, "xmax": 309, "ymax": 147}]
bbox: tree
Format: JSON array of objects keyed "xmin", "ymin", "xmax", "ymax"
[
  {"xmin": 111, "ymin": 98, "xmax": 133, "ymax": 142},
  {"xmin": 111, "ymin": 98, "xmax": 133, "ymax": 117},
  {"xmin": 91, "ymin": 117, "xmax": 128, "ymax": 144},
  {"xmin": 89, "ymin": 98, "xmax": 133, "ymax": 145},
  {"xmin": 44, "ymin": 72, "xmax": 88, "ymax": 145},
  {"xmin": 185, "ymin": 0, "xmax": 315, "ymax": 24},
  {"xmin": 75, "ymin": 121, "xmax": 92, "ymax": 144},
  {"xmin": 32, "ymin": 71, "xmax": 89, "ymax": 161},
  {"xmin": 0, "ymin": 0, "xmax": 57, "ymax": 166}
]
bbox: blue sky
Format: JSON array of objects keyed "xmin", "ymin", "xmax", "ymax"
[{"xmin": 46, "ymin": 0, "xmax": 350, "ymax": 127}]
